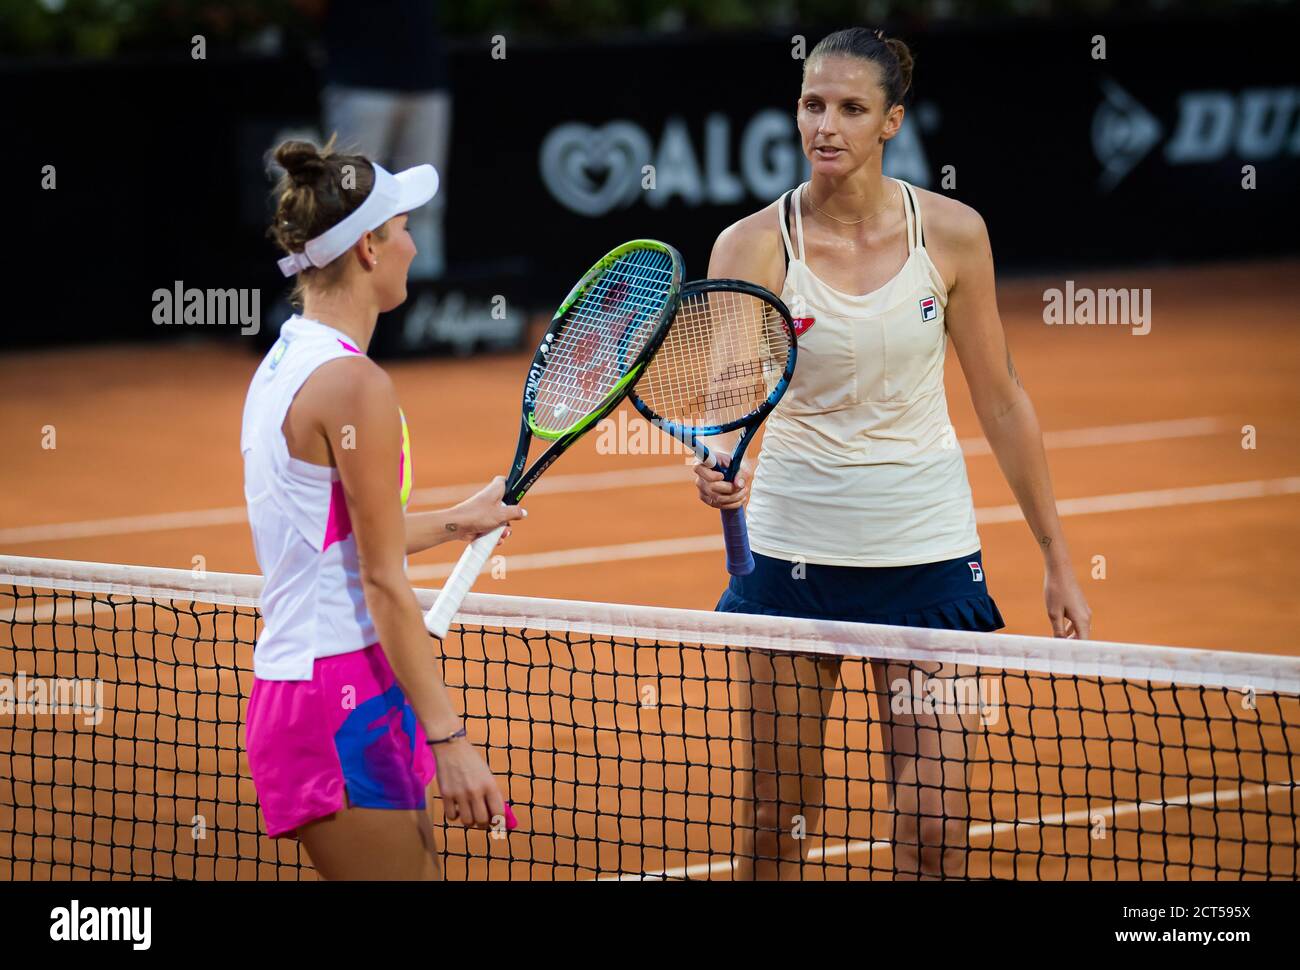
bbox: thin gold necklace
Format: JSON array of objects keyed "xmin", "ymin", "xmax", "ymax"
[{"xmin": 807, "ymin": 185, "xmax": 898, "ymax": 226}]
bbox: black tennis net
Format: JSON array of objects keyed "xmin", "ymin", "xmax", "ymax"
[{"xmin": 2, "ymin": 556, "xmax": 1297, "ymax": 880}]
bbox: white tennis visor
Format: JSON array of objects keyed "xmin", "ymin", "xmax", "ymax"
[{"xmin": 276, "ymin": 162, "xmax": 439, "ymax": 277}]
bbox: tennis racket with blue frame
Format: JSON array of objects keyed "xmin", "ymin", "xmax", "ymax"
[
  {"xmin": 629, "ymin": 279, "xmax": 797, "ymax": 576},
  {"xmin": 424, "ymin": 239, "xmax": 684, "ymax": 637}
]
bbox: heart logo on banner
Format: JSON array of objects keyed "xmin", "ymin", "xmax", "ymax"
[{"xmin": 539, "ymin": 121, "xmax": 653, "ymax": 217}]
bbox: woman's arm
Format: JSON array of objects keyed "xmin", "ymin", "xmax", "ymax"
[
  {"xmin": 693, "ymin": 209, "xmax": 787, "ymax": 510},
  {"xmin": 405, "ymin": 510, "xmax": 465, "ymax": 555},
  {"xmin": 939, "ymin": 203, "xmax": 1092, "ymax": 639},
  {"xmin": 403, "ymin": 480, "xmax": 526, "ymax": 556},
  {"xmin": 311, "ymin": 356, "xmax": 509, "ymax": 825}
]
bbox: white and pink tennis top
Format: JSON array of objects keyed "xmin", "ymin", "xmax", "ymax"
[{"xmin": 240, "ymin": 315, "xmax": 413, "ymax": 680}]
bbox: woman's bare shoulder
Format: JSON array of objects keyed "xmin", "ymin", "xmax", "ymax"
[
  {"xmin": 301, "ymin": 353, "xmax": 396, "ymax": 423},
  {"xmin": 710, "ymin": 199, "xmax": 786, "ymax": 289},
  {"xmin": 911, "ymin": 186, "xmax": 988, "ymax": 249}
]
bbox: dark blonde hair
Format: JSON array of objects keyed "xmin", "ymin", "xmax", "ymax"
[
  {"xmin": 268, "ymin": 135, "xmax": 387, "ymax": 304},
  {"xmin": 805, "ymin": 27, "xmax": 914, "ymax": 108}
]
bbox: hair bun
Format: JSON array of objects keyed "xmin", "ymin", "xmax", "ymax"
[
  {"xmin": 274, "ymin": 140, "xmax": 327, "ymax": 186},
  {"xmin": 884, "ymin": 37, "xmax": 914, "ymax": 96}
]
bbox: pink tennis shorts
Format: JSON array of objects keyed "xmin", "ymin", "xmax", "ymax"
[{"xmin": 245, "ymin": 642, "xmax": 438, "ymax": 838}]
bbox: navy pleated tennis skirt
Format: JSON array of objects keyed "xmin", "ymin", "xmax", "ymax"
[{"xmin": 716, "ymin": 549, "xmax": 1005, "ymax": 632}]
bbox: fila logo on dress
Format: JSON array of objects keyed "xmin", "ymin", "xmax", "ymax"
[{"xmin": 919, "ymin": 296, "xmax": 938, "ymax": 322}]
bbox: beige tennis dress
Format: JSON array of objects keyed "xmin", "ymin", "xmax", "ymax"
[{"xmin": 745, "ymin": 179, "xmax": 983, "ymax": 568}]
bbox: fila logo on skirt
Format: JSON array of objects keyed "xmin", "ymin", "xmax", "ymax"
[{"xmin": 919, "ymin": 296, "xmax": 938, "ymax": 322}]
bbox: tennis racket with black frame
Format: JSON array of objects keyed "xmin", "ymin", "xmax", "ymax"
[
  {"xmin": 424, "ymin": 239, "xmax": 684, "ymax": 637},
  {"xmin": 629, "ymin": 278, "xmax": 797, "ymax": 576}
]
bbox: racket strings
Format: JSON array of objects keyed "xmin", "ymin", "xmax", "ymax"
[
  {"xmin": 637, "ymin": 291, "xmax": 792, "ymax": 428},
  {"xmin": 533, "ymin": 248, "xmax": 677, "ymax": 433}
]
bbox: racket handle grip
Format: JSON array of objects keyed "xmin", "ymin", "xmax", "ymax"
[
  {"xmin": 424, "ymin": 525, "xmax": 506, "ymax": 638},
  {"xmin": 721, "ymin": 507, "xmax": 755, "ymax": 576}
]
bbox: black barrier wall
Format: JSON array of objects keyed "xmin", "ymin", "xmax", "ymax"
[{"xmin": 9, "ymin": 11, "xmax": 1299, "ymax": 350}]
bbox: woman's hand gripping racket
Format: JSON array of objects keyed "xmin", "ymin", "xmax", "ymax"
[
  {"xmin": 424, "ymin": 240, "xmax": 684, "ymax": 637},
  {"xmin": 629, "ymin": 279, "xmax": 797, "ymax": 576}
]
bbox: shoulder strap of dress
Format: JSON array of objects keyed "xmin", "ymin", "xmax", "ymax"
[
  {"xmin": 777, "ymin": 188, "xmax": 797, "ymax": 268},
  {"xmin": 791, "ymin": 182, "xmax": 807, "ymax": 260},
  {"xmin": 898, "ymin": 179, "xmax": 924, "ymax": 251}
]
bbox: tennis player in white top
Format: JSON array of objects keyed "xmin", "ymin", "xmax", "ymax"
[
  {"xmin": 244, "ymin": 137, "xmax": 524, "ymax": 879},
  {"xmin": 695, "ymin": 28, "xmax": 1092, "ymax": 878}
]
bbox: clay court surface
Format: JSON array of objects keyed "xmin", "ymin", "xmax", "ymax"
[
  {"xmin": 2, "ymin": 259, "xmax": 1298, "ymax": 879},
  {"xmin": 4, "ymin": 260, "xmax": 1298, "ymax": 651}
]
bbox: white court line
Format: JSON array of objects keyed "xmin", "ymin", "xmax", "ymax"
[
  {"xmin": 0, "ymin": 506, "xmax": 253, "ymax": 546},
  {"xmin": 406, "ymin": 477, "xmax": 1300, "ymax": 581},
  {"xmin": 406, "ymin": 535, "xmax": 724, "ymax": 581},
  {"xmin": 976, "ymin": 476, "xmax": 1300, "ymax": 524},
  {"xmin": 0, "ymin": 417, "xmax": 1233, "ymax": 545},
  {"xmin": 600, "ymin": 779, "xmax": 1295, "ymax": 880},
  {"xmin": 967, "ymin": 415, "xmax": 1228, "ymax": 457}
]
